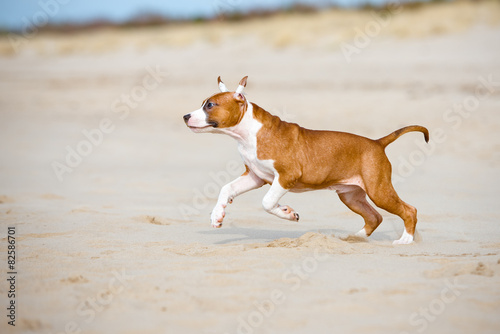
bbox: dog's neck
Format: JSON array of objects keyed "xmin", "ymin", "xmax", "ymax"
[{"xmin": 217, "ymin": 102, "xmax": 264, "ymax": 147}]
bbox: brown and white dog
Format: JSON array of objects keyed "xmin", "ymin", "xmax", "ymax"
[{"xmin": 183, "ymin": 76, "xmax": 429, "ymax": 244}]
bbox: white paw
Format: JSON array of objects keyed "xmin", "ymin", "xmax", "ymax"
[
  {"xmin": 279, "ymin": 205, "xmax": 299, "ymax": 222},
  {"xmin": 393, "ymin": 230, "xmax": 414, "ymax": 245},
  {"xmin": 355, "ymin": 228, "xmax": 368, "ymax": 238},
  {"xmin": 210, "ymin": 204, "xmax": 225, "ymax": 228}
]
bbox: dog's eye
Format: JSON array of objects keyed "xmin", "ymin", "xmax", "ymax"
[{"xmin": 206, "ymin": 102, "xmax": 215, "ymax": 109}]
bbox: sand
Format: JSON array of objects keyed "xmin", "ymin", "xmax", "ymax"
[{"xmin": 1, "ymin": 1, "xmax": 500, "ymax": 333}]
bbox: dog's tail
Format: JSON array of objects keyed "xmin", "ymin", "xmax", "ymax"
[{"xmin": 377, "ymin": 125, "xmax": 429, "ymax": 148}]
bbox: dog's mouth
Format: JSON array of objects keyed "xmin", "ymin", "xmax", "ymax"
[
  {"xmin": 187, "ymin": 125, "xmax": 212, "ymax": 133},
  {"xmin": 188, "ymin": 125, "xmax": 210, "ymax": 129},
  {"xmin": 187, "ymin": 121, "xmax": 218, "ymax": 131}
]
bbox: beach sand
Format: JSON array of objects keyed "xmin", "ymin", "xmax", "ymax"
[{"xmin": 1, "ymin": 1, "xmax": 500, "ymax": 333}]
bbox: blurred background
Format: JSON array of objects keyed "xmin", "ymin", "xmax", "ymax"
[
  {"xmin": 0, "ymin": 0, "xmax": 498, "ymax": 199},
  {"xmin": 1, "ymin": 1, "xmax": 500, "ymax": 333},
  {"xmin": 0, "ymin": 0, "xmax": 499, "ymax": 221},
  {"xmin": 0, "ymin": 0, "xmax": 426, "ymax": 30}
]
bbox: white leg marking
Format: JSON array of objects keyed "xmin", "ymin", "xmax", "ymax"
[
  {"xmin": 262, "ymin": 181, "xmax": 299, "ymax": 221},
  {"xmin": 211, "ymin": 172, "xmax": 264, "ymax": 228},
  {"xmin": 393, "ymin": 230, "xmax": 414, "ymax": 245},
  {"xmin": 355, "ymin": 228, "xmax": 368, "ymax": 238}
]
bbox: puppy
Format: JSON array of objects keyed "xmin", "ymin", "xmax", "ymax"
[{"xmin": 183, "ymin": 76, "xmax": 429, "ymax": 244}]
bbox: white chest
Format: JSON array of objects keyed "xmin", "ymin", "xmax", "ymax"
[
  {"xmin": 238, "ymin": 143, "xmax": 276, "ymax": 183},
  {"xmin": 225, "ymin": 102, "xmax": 277, "ymax": 184}
]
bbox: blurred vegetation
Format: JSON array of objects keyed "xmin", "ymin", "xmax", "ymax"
[{"xmin": 0, "ymin": 0, "xmax": 463, "ymax": 34}]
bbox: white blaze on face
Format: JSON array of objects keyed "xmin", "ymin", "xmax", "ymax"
[{"xmin": 187, "ymin": 106, "xmax": 209, "ymax": 128}]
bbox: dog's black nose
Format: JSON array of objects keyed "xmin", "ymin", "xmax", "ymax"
[{"xmin": 183, "ymin": 114, "xmax": 191, "ymax": 123}]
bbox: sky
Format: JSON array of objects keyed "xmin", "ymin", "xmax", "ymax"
[{"xmin": 0, "ymin": 0, "xmax": 405, "ymax": 31}]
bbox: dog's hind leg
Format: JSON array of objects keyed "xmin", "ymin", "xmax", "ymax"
[
  {"xmin": 360, "ymin": 151, "xmax": 419, "ymax": 244},
  {"xmin": 338, "ymin": 187, "xmax": 383, "ymax": 238},
  {"xmin": 365, "ymin": 178, "xmax": 418, "ymax": 245}
]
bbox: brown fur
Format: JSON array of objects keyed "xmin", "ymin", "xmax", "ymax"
[
  {"xmin": 251, "ymin": 102, "xmax": 427, "ymax": 237},
  {"xmin": 204, "ymin": 92, "xmax": 247, "ymax": 128},
  {"xmin": 378, "ymin": 126, "xmax": 429, "ymax": 148},
  {"xmin": 185, "ymin": 76, "xmax": 428, "ymax": 241}
]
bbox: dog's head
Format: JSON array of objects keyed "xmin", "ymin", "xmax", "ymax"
[{"xmin": 183, "ymin": 76, "xmax": 248, "ymax": 133}]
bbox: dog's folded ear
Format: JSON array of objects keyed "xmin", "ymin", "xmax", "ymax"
[
  {"xmin": 235, "ymin": 76, "xmax": 248, "ymax": 94},
  {"xmin": 234, "ymin": 93, "xmax": 245, "ymax": 102},
  {"xmin": 234, "ymin": 76, "xmax": 248, "ymax": 101},
  {"xmin": 218, "ymin": 76, "xmax": 229, "ymax": 92}
]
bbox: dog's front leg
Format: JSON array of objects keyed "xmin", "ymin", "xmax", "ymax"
[
  {"xmin": 262, "ymin": 179, "xmax": 299, "ymax": 221},
  {"xmin": 211, "ymin": 170, "xmax": 265, "ymax": 228}
]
